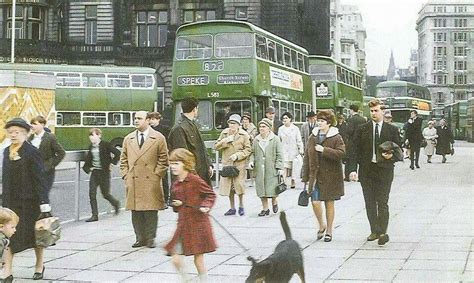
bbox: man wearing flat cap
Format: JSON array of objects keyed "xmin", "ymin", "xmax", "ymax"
[{"xmin": 265, "ymin": 107, "xmax": 283, "ymax": 135}]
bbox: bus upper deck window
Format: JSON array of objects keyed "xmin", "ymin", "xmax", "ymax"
[
  {"xmin": 107, "ymin": 74, "xmax": 130, "ymax": 88},
  {"xmin": 284, "ymin": 47, "xmax": 291, "ymax": 67},
  {"xmin": 255, "ymin": 35, "xmax": 267, "ymax": 59},
  {"xmin": 83, "ymin": 73, "xmax": 105, "ymax": 88},
  {"xmin": 297, "ymin": 53, "xmax": 304, "ymax": 71},
  {"xmin": 132, "ymin": 75, "xmax": 154, "ymax": 88},
  {"xmin": 291, "ymin": 50, "xmax": 297, "ymax": 69},
  {"xmin": 267, "ymin": 40, "xmax": 276, "ymax": 62},
  {"xmin": 176, "ymin": 35, "xmax": 212, "ymax": 60},
  {"xmin": 56, "ymin": 73, "xmax": 81, "ymax": 87},
  {"xmin": 215, "ymin": 33, "xmax": 253, "ymax": 58},
  {"xmin": 276, "ymin": 44, "xmax": 283, "ymax": 65}
]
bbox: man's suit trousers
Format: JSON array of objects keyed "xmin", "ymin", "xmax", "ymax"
[{"xmin": 131, "ymin": 210, "xmax": 158, "ymax": 242}]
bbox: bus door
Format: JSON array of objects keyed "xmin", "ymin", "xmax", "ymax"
[{"xmin": 255, "ymin": 97, "xmax": 268, "ymax": 123}]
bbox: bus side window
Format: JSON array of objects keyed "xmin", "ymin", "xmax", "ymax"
[
  {"xmin": 276, "ymin": 44, "xmax": 284, "ymax": 65},
  {"xmin": 267, "ymin": 40, "xmax": 276, "ymax": 62},
  {"xmin": 297, "ymin": 53, "xmax": 304, "ymax": 72},
  {"xmin": 291, "ymin": 50, "xmax": 297, "ymax": 70},
  {"xmin": 284, "ymin": 47, "xmax": 291, "ymax": 67},
  {"xmin": 255, "ymin": 35, "xmax": 267, "ymax": 60}
]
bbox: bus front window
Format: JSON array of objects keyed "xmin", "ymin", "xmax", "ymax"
[
  {"xmin": 215, "ymin": 33, "xmax": 253, "ymax": 58},
  {"xmin": 214, "ymin": 101, "xmax": 252, "ymax": 129},
  {"xmin": 176, "ymin": 35, "xmax": 212, "ymax": 60},
  {"xmin": 309, "ymin": 64, "xmax": 335, "ymax": 81},
  {"xmin": 376, "ymin": 87, "xmax": 406, "ymax": 98},
  {"xmin": 174, "ymin": 101, "xmax": 213, "ymax": 131}
]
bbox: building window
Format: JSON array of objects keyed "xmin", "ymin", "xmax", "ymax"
[
  {"xmin": 433, "ymin": 32, "xmax": 446, "ymax": 42},
  {"xmin": 453, "ymin": 32, "xmax": 467, "ymax": 42},
  {"xmin": 85, "ymin": 5, "xmax": 97, "ymax": 44},
  {"xmin": 183, "ymin": 10, "xmax": 215, "ymax": 23},
  {"xmin": 434, "ymin": 46, "xmax": 447, "ymax": 56},
  {"xmin": 433, "ymin": 18, "xmax": 446, "ymax": 27},
  {"xmin": 137, "ymin": 11, "xmax": 168, "ymax": 47},
  {"xmin": 454, "ymin": 61, "xmax": 467, "ymax": 71},
  {"xmin": 454, "ymin": 6, "xmax": 467, "ymax": 13},
  {"xmin": 5, "ymin": 5, "xmax": 45, "ymax": 40},
  {"xmin": 235, "ymin": 7, "xmax": 248, "ymax": 20},
  {"xmin": 454, "ymin": 18, "xmax": 467, "ymax": 27},
  {"xmin": 454, "ymin": 75, "xmax": 467, "ymax": 85},
  {"xmin": 435, "ymin": 6, "xmax": 446, "ymax": 12},
  {"xmin": 454, "ymin": 46, "xmax": 466, "ymax": 56}
]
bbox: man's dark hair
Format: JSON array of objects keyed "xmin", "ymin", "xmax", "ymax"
[
  {"xmin": 349, "ymin": 104, "xmax": 359, "ymax": 112},
  {"xmin": 410, "ymin": 110, "xmax": 418, "ymax": 115},
  {"xmin": 181, "ymin": 97, "xmax": 199, "ymax": 113}
]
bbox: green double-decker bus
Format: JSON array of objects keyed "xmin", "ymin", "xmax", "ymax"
[
  {"xmin": 376, "ymin": 81, "xmax": 432, "ymax": 125},
  {"xmin": 172, "ymin": 20, "xmax": 313, "ymax": 144},
  {"xmin": 0, "ymin": 63, "xmax": 157, "ymax": 150},
  {"xmin": 445, "ymin": 100, "xmax": 468, "ymax": 140},
  {"xmin": 308, "ymin": 56, "xmax": 363, "ymax": 116}
]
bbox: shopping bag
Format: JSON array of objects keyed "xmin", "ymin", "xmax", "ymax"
[{"xmin": 35, "ymin": 217, "xmax": 61, "ymax": 247}]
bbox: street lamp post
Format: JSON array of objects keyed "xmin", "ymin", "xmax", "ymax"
[{"xmin": 10, "ymin": 0, "xmax": 16, "ymax": 63}]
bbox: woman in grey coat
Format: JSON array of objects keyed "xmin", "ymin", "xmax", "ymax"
[{"xmin": 249, "ymin": 118, "xmax": 284, "ymax": 216}]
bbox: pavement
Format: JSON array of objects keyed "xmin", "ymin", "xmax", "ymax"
[{"xmin": 8, "ymin": 141, "xmax": 474, "ymax": 282}]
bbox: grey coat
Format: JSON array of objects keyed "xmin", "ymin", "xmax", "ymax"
[{"xmin": 250, "ymin": 133, "xmax": 284, "ymax": 197}]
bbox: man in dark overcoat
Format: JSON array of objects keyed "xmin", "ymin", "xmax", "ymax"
[
  {"xmin": 168, "ymin": 97, "xmax": 213, "ymax": 185},
  {"xmin": 405, "ymin": 110, "xmax": 423, "ymax": 169},
  {"xmin": 345, "ymin": 104, "xmax": 366, "ymax": 180},
  {"xmin": 349, "ymin": 99, "xmax": 401, "ymax": 246}
]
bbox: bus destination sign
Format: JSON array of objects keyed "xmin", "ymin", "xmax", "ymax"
[
  {"xmin": 177, "ymin": 75, "xmax": 209, "ymax": 86},
  {"xmin": 203, "ymin": 60, "xmax": 224, "ymax": 72},
  {"xmin": 217, "ymin": 74, "xmax": 251, "ymax": 85}
]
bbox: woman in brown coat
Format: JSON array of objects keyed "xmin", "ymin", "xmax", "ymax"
[
  {"xmin": 215, "ymin": 114, "xmax": 252, "ymax": 216},
  {"xmin": 165, "ymin": 148, "xmax": 217, "ymax": 283},
  {"xmin": 302, "ymin": 110, "xmax": 345, "ymax": 242}
]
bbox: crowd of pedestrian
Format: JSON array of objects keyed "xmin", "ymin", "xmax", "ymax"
[{"xmin": 1, "ymin": 96, "xmax": 459, "ymax": 282}]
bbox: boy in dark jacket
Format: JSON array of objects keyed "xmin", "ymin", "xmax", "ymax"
[{"xmin": 83, "ymin": 128, "xmax": 121, "ymax": 222}]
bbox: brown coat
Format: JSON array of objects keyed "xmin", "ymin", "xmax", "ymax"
[
  {"xmin": 120, "ymin": 128, "xmax": 169, "ymax": 211},
  {"xmin": 215, "ymin": 128, "xmax": 252, "ymax": 195},
  {"xmin": 302, "ymin": 127, "xmax": 345, "ymax": 201},
  {"xmin": 165, "ymin": 173, "xmax": 217, "ymax": 256}
]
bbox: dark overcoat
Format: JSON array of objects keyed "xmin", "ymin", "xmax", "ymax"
[
  {"xmin": 302, "ymin": 127, "xmax": 345, "ymax": 201},
  {"xmin": 165, "ymin": 174, "xmax": 217, "ymax": 256},
  {"xmin": 2, "ymin": 142, "xmax": 49, "ymax": 253},
  {"xmin": 168, "ymin": 114, "xmax": 212, "ymax": 185},
  {"xmin": 28, "ymin": 132, "xmax": 65, "ymax": 173},
  {"xmin": 435, "ymin": 126, "xmax": 454, "ymax": 155},
  {"xmin": 405, "ymin": 117, "xmax": 423, "ymax": 144}
]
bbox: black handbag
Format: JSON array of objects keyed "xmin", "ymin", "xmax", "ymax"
[
  {"xmin": 275, "ymin": 175, "xmax": 287, "ymax": 195},
  {"xmin": 220, "ymin": 165, "xmax": 240, "ymax": 178},
  {"xmin": 298, "ymin": 183, "xmax": 309, "ymax": 207}
]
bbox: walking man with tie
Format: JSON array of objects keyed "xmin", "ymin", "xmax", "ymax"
[
  {"xmin": 120, "ymin": 111, "xmax": 169, "ymax": 248},
  {"xmin": 349, "ymin": 99, "xmax": 401, "ymax": 246},
  {"xmin": 301, "ymin": 111, "xmax": 317, "ymax": 149}
]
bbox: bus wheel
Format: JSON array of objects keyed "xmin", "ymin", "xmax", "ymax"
[{"xmin": 111, "ymin": 138, "xmax": 124, "ymax": 151}]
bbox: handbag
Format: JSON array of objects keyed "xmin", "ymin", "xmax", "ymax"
[
  {"xmin": 35, "ymin": 217, "xmax": 61, "ymax": 247},
  {"xmin": 220, "ymin": 165, "xmax": 240, "ymax": 178},
  {"xmin": 275, "ymin": 175, "xmax": 287, "ymax": 195},
  {"xmin": 298, "ymin": 183, "xmax": 309, "ymax": 207}
]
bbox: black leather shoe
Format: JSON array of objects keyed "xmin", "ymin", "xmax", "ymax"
[
  {"xmin": 132, "ymin": 241, "xmax": 145, "ymax": 248},
  {"xmin": 272, "ymin": 204, "xmax": 278, "ymax": 213},
  {"xmin": 114, "ymin": 202, "xmax": 120, "ymax": 215},
  {"xmin": 378, "ymin": 234, "xmax": 390, "ymax": 246},
  {"xmin": 85, "ymin": 216, "xmax": 98, "ymax": 222},
  {"xmin": 33, "ymin": 266, "xmax": 45, "ymax": 280},
  {"xmin": 1, "ymin": 275, "xmax": 13, "ymax": 283},
  {"xmin": 258, "ymin": 209, "xmax": 270, "ymax": 217},
  {"xmin": 410, "ymin": 165, "xmax": 414, "ymax": 170},
  {"xmin": 416, "ymin": 164, "xmax": 420, "ymax": 168},
  {"xmin": 146, "ymin": 239, "xmax": 156, "ymax": 248},
  {"xmin": 367, "ymin": 233, "xmax": 379, "ymax": 241}
]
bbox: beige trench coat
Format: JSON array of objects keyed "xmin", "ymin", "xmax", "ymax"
[
  {"xmin": 215, "ymin": 128, "xmax": 252, "ymax": 195},
  {"xmin": 120, "ymin": 128, "xmax": 169, "ymax": 211}
]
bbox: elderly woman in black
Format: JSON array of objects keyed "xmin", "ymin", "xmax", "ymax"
[{"xmin": 2, "ymin": 118, "xmax": 51, "ymax": 282}]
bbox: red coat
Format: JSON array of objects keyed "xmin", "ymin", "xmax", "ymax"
[{"xmin": 164, "ymin": 173, "xmax": 217, "ymax": 256}]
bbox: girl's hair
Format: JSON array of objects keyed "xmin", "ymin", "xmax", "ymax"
[
  {"xmin": 281, "ymin": 111, "xmax": 293, "ymax": 121},
  {"xmin": 0, "ymin": 207, "xmax": 19, "ymax": 225},
  {"xmin": 169, "ymin": 148, "xmax": 196, "ymax": 173},
  {"xmin": 316, "ymin": 110, "xmax": 337, "ymax": 126}
]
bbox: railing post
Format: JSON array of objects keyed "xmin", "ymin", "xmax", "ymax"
[
  {"xmin": 215, "ymin": 149, "xmax": 219, "ymax": 187},
  {"xmin": 74, "ymin": 160, "xmax": 81, "ymax": 221}
]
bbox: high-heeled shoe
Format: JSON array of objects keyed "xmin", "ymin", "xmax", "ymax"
[
  {"xmin": 272, "ymin": 204, "xmax": 279, "ymax": 213},
  {"xmin": 1, "ymin": 275, "xmax": 13, "ymax": 283},
  {"xmin": 33, "ymin": 266, "xmax": 45, "ymax": 280},
  {"xmin": 258, "ymin": 209, "xmax": 270, "ymax": 216}
]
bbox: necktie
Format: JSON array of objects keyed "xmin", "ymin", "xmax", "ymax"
[
  {"xmin": 139, "ymin": 133, "xmax": 144, "ymax": 149},
  {"xmin": 374, "ymin": 123, "xmax": 380, "ymax": 154}
]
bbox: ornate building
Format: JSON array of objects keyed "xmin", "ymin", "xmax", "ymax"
[{"xmin": 0, "ymin": 0, "xmax": 330, "ymax": 115}]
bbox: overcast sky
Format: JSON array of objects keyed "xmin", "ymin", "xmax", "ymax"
[{"xmin": 342, "ymin": 0, "xmax": 428, "ymax": 76}]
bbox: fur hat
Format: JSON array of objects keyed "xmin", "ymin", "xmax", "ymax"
[
  {"xmin": 258, "ymin": 118, "xmax": 273, "ymax": 129},
  {"xmin": 5, "ymin": 118, "xmax": 31, "ymax": 131},
  {"xmin": 227, "ymin": 114, "xmax": 241, "ymax": 125},
  {"xmin": 265, "ymin": 107, "xmax": 276, "ymax": 114}
]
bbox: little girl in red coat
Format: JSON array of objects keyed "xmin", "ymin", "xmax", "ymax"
[{"xmin": 165, "ymin": 148, "xmax": 217, "ymax": 282}]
